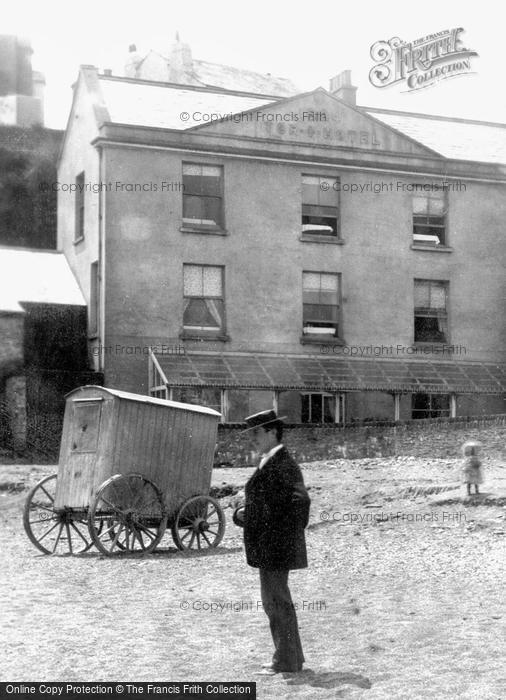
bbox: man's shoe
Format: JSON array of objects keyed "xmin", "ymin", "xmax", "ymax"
[
  {"xmin": 254, "ymin": 668, "xmax": 278, "ymax": 676},
  {"xmin": 256, "ymin": 664, "xmax": 303, "ymax": 675}
]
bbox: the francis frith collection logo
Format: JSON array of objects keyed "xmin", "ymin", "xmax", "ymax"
[{"xmin": 369, "ymin": 28, "xmax": 478, "ymax": 91}]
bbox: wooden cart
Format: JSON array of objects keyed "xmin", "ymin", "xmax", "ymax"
[{"xmin": 23, "ymin": 386, "xmax": 225, "ymax": 556}]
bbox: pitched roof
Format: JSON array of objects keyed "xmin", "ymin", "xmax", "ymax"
[
  {"xmin": 66, "ymin": 385, "xmax": 221, "ymax": 416},
  {"xmin": 89, "ymin": 72, "xmax": 506, "ymax": 166},
  {"xmin": 127, "ymin": 45, "xmax": 298, "ymax": 97},
  {"xmin": 99, "ymin": 76, "xmax": 274, "ymax": 130},
  {"xmin": 192, "ymin": 58, "xmax": 298, "ymax": 97},
  {"xmin": 0, "ymin": 247, "xmax": 85, "ymax": 312},
  {"xmin": 365, "ymin": 107, "xmax": 506, "ymax": 164}
]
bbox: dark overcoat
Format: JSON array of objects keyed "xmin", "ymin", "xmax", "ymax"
[{"xmin": 242, "ymin": 446, "xmax": 310, "ymax": 570}]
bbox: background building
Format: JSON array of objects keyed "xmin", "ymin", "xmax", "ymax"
[
  {"xmin": 57, "ymin": 43, "xmax": 506, "ymax": 423},
  {"xmin": 0, "ymin": 247, "xmax": 94, "ymax": 453},
  {"xmin": 0, "ymin": 125, "xmax": 62, "ymax": 249},
  {"xmin": 0, "ymin": 34, "xmax": 45, "ymax": 128},
  {"xmin": 0, "ymin": 35, "xmax": 62, "ymax": 249},
  {"xmin": 0, "ymin": 36, "xmax": 95, "ymax": 455}
]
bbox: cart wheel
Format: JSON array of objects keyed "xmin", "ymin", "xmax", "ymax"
[
  {"xmin": 88, "ymin": 473, "xmax": 167, "ymax": 556},
  {"xmin": 172, "ymin": 495, "xmax": 225, "ymax": 551},
  {"xmin": 23, "ymin": 474, "xmax": 93, "ymax": 555}
]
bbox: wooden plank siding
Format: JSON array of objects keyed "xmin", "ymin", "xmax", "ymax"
[{"xmin": 54, "ymin": 386, "xmax": 219, "ymax": 513}]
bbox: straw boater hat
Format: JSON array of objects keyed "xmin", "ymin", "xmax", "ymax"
[{"xmin": 240, "ymin": 409, "xmax": 286, "ymax": 433}]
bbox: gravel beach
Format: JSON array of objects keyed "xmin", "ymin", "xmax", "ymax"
[{"xmin": 1, "ymin": 456, "xmax": 505, "ymax": 699}]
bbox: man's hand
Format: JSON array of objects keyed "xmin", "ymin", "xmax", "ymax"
[
  {"xmin": 291, "ymin": 482, "xmax": 310, "ymax": 528},
  {"xmin": 233, "ymin": 506, "xmax": 245, "ymax": 527}
]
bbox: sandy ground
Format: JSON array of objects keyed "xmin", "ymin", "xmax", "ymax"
[{"xmin": 1, "ymin": 456, "xmax": 506, "ymax": 699}]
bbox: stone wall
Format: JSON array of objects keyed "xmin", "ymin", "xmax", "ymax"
[{"xmin": 215, "ymin": 415, "xmax": 506, "ymax": 466}]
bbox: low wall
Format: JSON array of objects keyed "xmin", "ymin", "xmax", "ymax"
[{"xmin": 215, "ymin": 415, "xmax": 506, "ymax": 466}]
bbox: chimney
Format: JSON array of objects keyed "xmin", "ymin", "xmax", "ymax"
[
  {"xmin": 32, "ymin": 69, "xmax": 45, "ymax": 97},
  {"xmin": 125, "ymin": 44, "xmax": 143, "ymax": 78},
  {"xmin": 16, "ymin": 36, "xmax": 34, "ymax": 96},
  {"xmin": 0, "ymin": 35, "xmax": 33, "ymax": 96},
  {"xmin": 329, "ymin": 70, "xmax": 357, "ymax": 106},
  {"xmin": 168, "ymin": 33, "xmax": 198, "ymax": 85},
  {"xmin": 103, "ymin": 68, "xmax": 112, "ymax": 76},
  {"xmin": 32, "ymin": 70, "xmax": 45, "ymax": 123}
]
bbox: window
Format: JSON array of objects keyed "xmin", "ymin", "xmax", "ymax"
[
  {"xmin": 412, "ymin": 187, "xmax": 447, "ymax": 245},
  {"xmin": 75, "ymin": 171, "xmax": 85, "ymax": 241},
  {"xmin": 182, "ymin": 163, "xmax": 223, "ymax": 229},
  {"xmin": 302, "ymin": 175, "xmax": 339, "ymax": 237},
  {"xmin": 414, "ymin": 279, "xmax": 448, "ymax": 343},
  {"xmin": 412, "ymin": 393, "xmax": 450, "ymax": 419},
  {"xmin": 183, "ymin": 264, "xmax": 225, "ymax": 334},
  {"xmin": 172, "ymin": 387, "xmax": 222, "ymax": 415},
  {"xmin": 301, "ymin": 393, "xmax": 336, "ymax": 423},
  {"xmin": 303, "ymin": 272, "xmax": 340, "ymax": 337},
  {"xmin": 89, "ymin": 261, "xmax": 99, "ymax": 337},
  {"xmin": 226, "ymin": 390, "xmax": 274, "ymax": 422}
]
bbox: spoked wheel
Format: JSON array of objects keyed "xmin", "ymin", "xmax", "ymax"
[
  {"xmin": 23, "ymin": 474, "xmax": 92, "ymax": 554},
  {"xmin": 88, "ymin": 473, "xmax": 167, "ymax": 556},
  {"xmin": 172, "ymin": 495, "xmax": 225, "ymax": 551}
]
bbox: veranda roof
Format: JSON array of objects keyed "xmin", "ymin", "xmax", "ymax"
[{"xmin": 154, "ymin": 352, "xmax": 506, "ymax": 395}]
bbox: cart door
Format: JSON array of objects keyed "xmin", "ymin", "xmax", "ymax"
[
  {"xmin": 55, "ymin": 398, "xmax": 103, "ymax": 509},
  {"xmin": 70, "ymin": 399, "xmax": 102, "ymax": 453}
]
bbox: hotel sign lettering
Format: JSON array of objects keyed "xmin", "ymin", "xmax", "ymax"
[
  {"xmin": 262, "ymin": 121, "xmax": 381, "ymax": 147},
  {"xmin": 195, "ymin": 105, "xmax": 384, "ymax": 148},
  {"xmin": 257, "ymin": 111, "xmax": 381, "ymax": 148}
]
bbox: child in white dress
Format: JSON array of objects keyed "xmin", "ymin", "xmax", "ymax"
[{"xmin": 461, "ymin": 440, "xmax": 483, "ymax": 496}]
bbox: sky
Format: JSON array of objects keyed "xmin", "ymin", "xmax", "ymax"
[{"xmin": 3, "ymin": 0, "xmax": 504, "ymax": 129}]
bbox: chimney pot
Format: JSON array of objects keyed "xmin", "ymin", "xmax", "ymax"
[
  {"xmin": 168, "ymin": 36, "xmax": 195, "ymax": 84},
  {"xmin": 125, "ymin": 45, "xmax": 142, "ymax": 78},
  {"xmin": 329, "ymin": 70, "xmax": 357, "ymax": 106}
]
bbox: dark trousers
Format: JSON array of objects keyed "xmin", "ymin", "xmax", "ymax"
[{"xmin": 259, "ymin": 568, "xmax": 304, "ymax": 671}]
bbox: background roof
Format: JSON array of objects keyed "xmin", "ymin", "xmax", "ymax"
[
  {"xmin": 0, "ymin": 247, "xmax": 86, "ymax": 312},
  {"xmin": 366, "ymin": 108, "xmax": 506, "ymax": 165},
  {"xmin": 99, "ymin": 76, "xmax": 273, "ymax": 130},
  {"xmin": 191, "ymin": 58, "xmax": 298, "ymax": 96}
]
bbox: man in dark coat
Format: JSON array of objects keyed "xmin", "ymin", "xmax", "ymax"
[{"xmin": 233, "ymin": 410, "xmax": 310, "ymax": 675}]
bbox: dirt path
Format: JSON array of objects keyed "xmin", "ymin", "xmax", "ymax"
[{"xmin": 1, "ymin": 457, "xmax": 505, "ymax": 699}]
